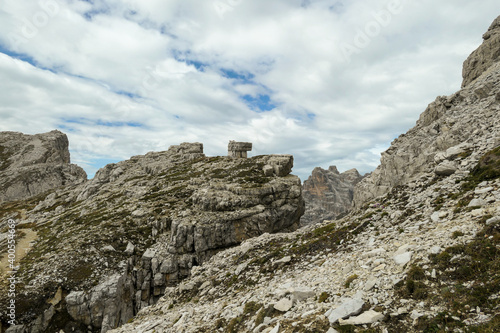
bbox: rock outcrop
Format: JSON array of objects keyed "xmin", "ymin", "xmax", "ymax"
[
  {"xmin": 301, "ymin": 166, "xmax": 363, "ymax": 225},
  {"xmin": 0, "ymin": 130, "xmax": 87, "ymax": 202},
  {"xmin": 462, "ymin": 15, "xmax": 500, "ymax": 87},
  {"xmin": 0, "ymin": 142, "xmax": 304, "ymax": 332},
  {"xmin": 353, "ymin": 15, "xmax": 500, "ymax": 207},
  {"xmin": 108, "ymin": 146, "xmax": 500, "ymax": 333}
]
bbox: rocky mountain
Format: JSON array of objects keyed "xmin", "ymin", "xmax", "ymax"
[
  {"xmin": 102, "ymin": 15, "xmax": 499, "ymax": 333},
  {"xmin": 353, "ymin": 15, "xmax": 500, "ymax": 208},
  {"xmin": 1, "ymin": 14, "xmax": 499, "ymax": 333},
  {"xmin": 0, "ymin": 142, "xmax": 304, "ymax": 332},
  {"xmin": 0, "ymin": 130, "xmax": 87, "ymax": 203},
  {"xmin": 462, "ymin": 15, "xmax": 500, "ymax": 88},
  {"xmin": 301, "ymin": 166, "xmax": 363, "ymax": 225}
]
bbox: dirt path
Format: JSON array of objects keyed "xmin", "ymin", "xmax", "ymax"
[{"xmin": 0, "ymin": 228, "xmax": 38, "ymax": 274}]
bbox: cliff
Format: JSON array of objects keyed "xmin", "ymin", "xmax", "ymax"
[
  {"xmin": 0, "ymin": 130, "xmax": 87, "ymax": 203},
  {"xmin": 301, "ymin": 166, "xmax": 363, "ymax": 225},
  {"xmin": 353, "ymin": 15, "xmax": 500, "ymax": 207},
  {"xmin": 0, "ymin": 142, "xmax": 304, "ymax": 332}
]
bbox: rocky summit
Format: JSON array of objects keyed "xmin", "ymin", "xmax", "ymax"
[
  {"xmin": 301, "ymin": 167, "xmax": 363, "ymax": 226},
  {"xmin": 0, "ymin": 14, "xmax": 499, "ymax": 333},
  {"xmin": 0, "ymin": 130, "xmax": 87, "ymax": 203},
  {"xmin": 0, "ymin": 142, "xmax": 304, "ymax": 332}
]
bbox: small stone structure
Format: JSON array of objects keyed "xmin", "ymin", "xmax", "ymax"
[{"xmin": 228, "ymin": 141, "xmax": 252, "ymax": 158}]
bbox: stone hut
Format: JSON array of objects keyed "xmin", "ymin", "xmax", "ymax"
[{"xmin": 228, "ymin": 141, "xmax": 252, "ymax": 158}]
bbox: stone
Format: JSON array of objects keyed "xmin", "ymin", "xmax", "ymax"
[
  {"xmin": 338, "ymin": 310, "xmax": 384, "ymax": 325},
  {"xmin": 289, "ymin": 286, "xmax": 315, "ymax": 302},
  {"xmin": 429, "ymin": 246, "xmax": 442, "ymax": 255},
  {"xmin": 468, "ymin": 198, "xmax": 487, "ymax": 207},
  {"xmin": 326, "ymin": 329, "xmax": 339, "ymax": 333},
  {"xmin": 124, "ymin": 242, "xmax": 135, "ymax": 255},
  {"xmin": 431, "ymin": 212, "xmax": 441, "ymax": 223},
  {"xmin": 273, "ymin": 256, "xmax": 292, "ymax": 266},
  {"xmin": 269, "ymin": 322, "xmax": 280, "ymax": 333},
  {"xmin": 364, "ymin": 276, "xmax": 378, "ymax": 291},
  {"xmin": 102, "ymin": 245, "xmax": 116, "ymax": 252},
  {"xmin": 486, "ymin": 216, "xmax": 500, "ymax": 225},
  {"xmin": 394, "ymin": 252, "xmax": 412, "ymax": 266},
  {"xmin": 274, "ymin": 298, "xmax": 293, "ymax": 312},
  {"xmin": 475, "ymin": 187, "xmax": 494, "ymax": 194},
  {"xmin": 327, "ymin": 297, "xmax": 364, "ymax": 324},
  {"xmin": 228, "ymin": 141, "xmax": 252, "ymax": 158},
  {"xmin": 410, "ymin": 310, "xmax": 424, "ymax": 320},
  {"xmin": 445, "ymin": 145, "xmax": 468, "ymax": 159},
  {"xmin": 434, "ymin": 161, "xmax": 458, "ymax": 176}
]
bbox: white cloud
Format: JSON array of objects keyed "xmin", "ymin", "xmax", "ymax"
[{"xmin": 0, "ymin": 0, "xmax": 499, "ymax": 180}]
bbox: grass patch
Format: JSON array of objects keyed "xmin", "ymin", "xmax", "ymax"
[{"xmin": 344, "ymin": 274, "xmax": 358, "ymax": 288}]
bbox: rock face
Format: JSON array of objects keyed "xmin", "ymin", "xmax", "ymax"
[
  {"xmin": 0, "ymin": 142, "xmax": 304, "ymax": 332},
  {"xmin": 301, "ymin": 166, "xmax": 363, "ymax": 225},
  {"xmin": 462, "ymin": 15, "xmax": 500, "ymax": 87},
  {"xmin": 0, "ymin": 130, "xmax": 87, "ymax": 202},
  {"xmin": 353, "ymin": 16, "xmax": 500, "ymax": 207}
]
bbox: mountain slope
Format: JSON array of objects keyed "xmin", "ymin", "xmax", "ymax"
[{"xmin": 0, "ymin": 143, "xmax": 304, "ymax": 332}]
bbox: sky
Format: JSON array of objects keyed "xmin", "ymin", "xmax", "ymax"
[{"xmin": 0, "ymin": 0, "xmax": 499, "ymax": 181}]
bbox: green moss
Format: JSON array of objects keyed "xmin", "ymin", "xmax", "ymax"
[
  {"xmin": 318, "ymin": 292, "xmax": 329, "ymax": 303},
  {"xmin": 407, "ymin": 265, "xmax": 426, "ymax": 281},
  {"xmin": 344, "ymin": 274, "xmax": 358, "ymax": 288},
  {"xmin": 462, "ymin": 146, "xmax": 500, "ymax": 191},
  {"xmin": 415, "ymin": 312, "xmax": 464, "ymax": 333},
  {"xmin": 243, "ymin": 301, "xmax": 262, "ymax": 316},
  {"xmin": 66, "ymin": 262, "xmax": 95, "ymax": 286},
  {"xmin": 0, "ymin": 145, "xmax": 14, "ymax": 171},
  {"xmin": 451, "ymin": 231, "xmax": 465, "ymax": 239}
]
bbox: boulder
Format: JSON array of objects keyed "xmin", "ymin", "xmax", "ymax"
[
  {"xmin": 327, "ymin": 297, "xmax": 364, "ymax": 324},
  {"xmin": 435, "ymin": 161, "xmax": 457, "ymax": 176}
]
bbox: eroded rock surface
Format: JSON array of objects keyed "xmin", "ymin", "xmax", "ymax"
[
  {"xmin": 354, "ymin": 58, "xmax": 500, "ymax": 207},
  {"xmin": 302, "ymin": 166, "xmax": 363, "ymax": 225},
  {"xmin": 0, "ymin": 130, "xmax": 87, "ymax": 202},
  {"xmin": 462, "ymin": 15, "xmax": 500, "ymax": 87}
]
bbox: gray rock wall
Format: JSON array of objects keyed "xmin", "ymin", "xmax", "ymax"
[
  {"xmin": 353, "ymin": 18, "xmax": 500, "ymax": 208},
  {"xmin": 302, "ymin": 166, "xmax": 363, "ymax": 225},
  {"xmin": 0, "ymin": 130, "xmax": 87, "ymax": 202}
]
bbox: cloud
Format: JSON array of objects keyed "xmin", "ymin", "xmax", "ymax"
[{"xmin": 0, "ymin": 0, "xmax": 499, "ymax": 180}]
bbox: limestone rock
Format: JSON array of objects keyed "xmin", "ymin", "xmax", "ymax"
[
  {"xmin": 339, "ymin": 310, "xmax": 384, "ymax": 325},
  {"xmin": 462, "ymin": 15, "xmax": 500, "ymax": 87},
  {"xmin": 274, "ymin": 298, "xmax": 293, "ymax": 312},
  {"xmin": 0, "ymin": 130, "xmax": 87, "ymax": 202},
  {"xmin": 393, "ymin": 252, "xmax": 412, "ymax": 266},
  {"xmin": 302, "ymin": 166, "xmax": 363, "ymax": 225},
  {"xmin": 327, "ymin": 297, "xmax": 364, "ymax": 324},
  {"xmin": 289, "ymin": 286, "xmax": 315, "ymax": 302},
  {"xmin": 354, "ymin": 16, "xmax": 500, "ymax": 207},
  {"xmin": 435, "ymin": 161, "xmax": 457, "ymax": 176}
]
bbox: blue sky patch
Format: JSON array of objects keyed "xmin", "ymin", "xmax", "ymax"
[
  {"xmin": 220, "ymin": 68, "xmax": 255, "ymax": 82},
  {"xmin": 242, "ymin": 94, "xmax": 276, "ymax": 112},
  {"xmin": 96, "ymin": 120, "xmax": 143, "ymax": 127},
  {"xmin": 60, "ymin": 117, "xmax": 143, "ymax": 128},
  {"xmin": 0, "ymin": 47, "xmax": 39, "ymax": 68}
]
